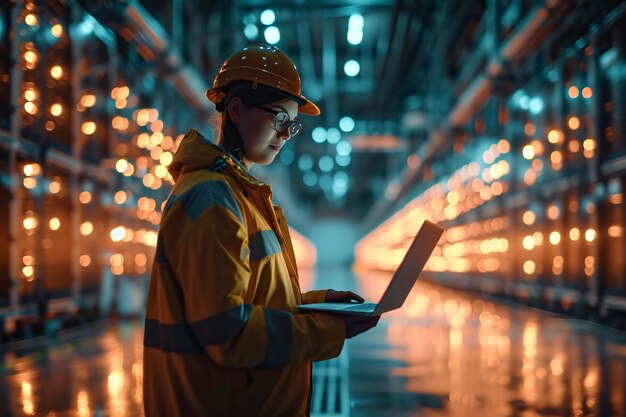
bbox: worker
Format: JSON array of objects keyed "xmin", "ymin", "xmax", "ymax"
[{"xmin": 143, "ymin": 44, "xmax": 380, "ymax": 417}]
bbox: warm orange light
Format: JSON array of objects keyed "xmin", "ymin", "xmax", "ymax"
[
  {"xmin": 79, "ymin": 191, "xmax": 92, "ymax": 204},
  {"xmin": 549, "ymin": 231, "xmax": 561, "ymax": 245},
  {"xmin": 155, "ymin": 165, "xmax": 168, "ymax": 179},
  {"xmin": 522, "ymin": 145, "xmax": 535, "ymax": 160},
  {"xmin": 115, "ymin": 159, "xmax": 128, "ymax": 173},
  {"xmin": 49, "ymin": 180, "xmax": 61, "ymax": 194},
  {"xmin": 497, "ymin": 139, "xmax": 510, "ymax": 154},
  {"xmin": 50, "ymin": 103, "xmax": 63, "ymax": 116},
  {"xmin": 23, "ymin": 255, "xmax": 34, "ymax": 266},
  {"xmin": 115, "ymin": 98, "xmax": 127, "ymax": 109},
  {"xmin": 23, "ymin": 216, "xmax": 37, "ymax": 230},
  {"xmin": 51, "ymin": 24, "xmax": 63, "ymax": 38},
  {"xmin": 569, "ymin": 227, "xmax": 580, "ymax": 241},
  {"xmin": 79, "ymin": 255, "xmax": 91, "ymax": 267},
  {"xmin": 81, "ymin": 94, "xmax": 96, "ymax": 107},
  {"xmin": 151, "ymin": 120, "xmax": 164, "ymax": 132},
  {"xmin": 523, "ymin": 261, "xmax": 536, "ymax": 275},
  {"xmin": 50, "ymin": 65, "xmax": 63, "ymax": 79},
  {"xmin": 522, "ymin": 235, "xmax": 534, "ymax": 250},
  {"xmin": 81, "ymin": 121, "xmax": 96, "ymax": 135},
  {"xmin": 522, "ymin": 210, "xmax": 536, "ymax": 225},
  {"xmin": 568, "ymin": 116, "xmax": 580, "ymax": 130},
  {"xmin": 23, "ymin": 177, "xmax": 37, "ymax": 189},
  {"xmin": 550, "ymin": 151, "xmax": 563, "ymax": 164},
  {"xmin": 49, "ymin": 217, "xmax": 60, "ymax": 230},
  {"xmin": 80, "ymin": 221, "xmax": 93, "ymax": 236},
  {"xmin": 568, "ymin": 140, "xmax": 580, "ymax": 153},
  {"xmin": 585, "ymin": 229, "xmax": 596, "ymax": 242},
  {"xmin": 581, "ymin": 87, "xmax": 592, "ymax": 99},
  {"xmin": 524, "ymin": 122, "xmax": 536, "ymax": 136},
  {"xmin": 583, "ymin": 138, "xmax": 596, "ymax": 151},
  {"xmin": 23, "ymin": 266, "xmax": 34, "ymax": 280},
  {"xmin": 23, "ymin": 163, "xmax": 41, "ymax": 176},
  {"xmin": 143, "ymin": 173, "xmax": 156, "ymax": 188},
  {"xmin": 24, "ymin": 102, "xmax": 38, "ymax": 115},
  {"xmin": 25, "ymin": 14, "xmax": 38, "ymax": 26},
  {"xmin": 548, "ymin": 129, "xmax": 563, "ymax": 144},
  {"xmin": 110, "ymin": 253, "xmax": 124, "ymax": 266},
  {"xmin": 110, "ymin": 226, "xmax": 126, "ymax": 242},
  {"xmin": 608, "ymin": 225, "xmax": 624, "ymax": 237},
  {"xmin": 118, "ymin": 86, "xmax": 130, "ymax": 99},
  {"xmin": 24, "ymin": 50, "xmax": 38, "ymax": 64},
  {"xmin": 568, "ymin": 86, "xmax": 579, "ymax": 99},
  {"xmin": 547, "ymin": 205, "xmax": 560, "ymax": 220},
  {"xmin": 159, "ymin": 151, "xmax": 173, "ymax": 166},
  {"xmin": 114, "ymin": 191, "xmax": 127, "ymax": 204},
  {"xmin": 136, "ymin": 109, "xmax": 150, "ymax": 126},
  {"xmin": 24, "ymin": 88, "xmax": 37, "ymax": 101},
  {"xmin": 609, "ymin": 194, "xmax": 623, "ymax": 204}
]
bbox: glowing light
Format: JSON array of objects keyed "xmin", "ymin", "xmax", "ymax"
[
  {"xmin": 136, "ymin": 109, "xmax": 150, "ymax": 126},
  {"xmin": 23, "ymin": 216, "xmax": 37, "ymax": 230},
  {"xmin": 110, "ymin": 253, "xmax": 124, "ymax": 266},
  {"xmin": 50, "ymin": 103, "xmax": 63, "ymax": 116},
  {"xmin": 568, "ymin": 116, "xmax": 580, "ymax": 130},
  {"xmin": 114, "ymin": 191, "xmax": 127, "ymax": 204},
  {"xmin": 522, "ymin": 145, "xmax": 535, "ymax": 160},
  {"xmin": 569, "ymin": 140, "xmax": 580, "ymax": 153},
  {"xmin": 50, "ymin": 65, "xmax": 63, "ymax": 79},
  {"xmin": 23, "ymin": 266, "xmax": 34, "ymax": 280},
  {"xmin": 24, "ymin": 88, "xmax": 37, "ymax": 101},
  {"xmin": 23, "ymin": 163, "xmax": 41, "ymax": 176},
  {"xmin": 81, "ymin": 121, "xmax": 96, "ymax": 135},
  {"xmin": 585, "ymin": 229, "xmax": 596, "ymax": 242},
  {"xmin": 110, "ymin": 226, "xmax": 126, "ymax": 242},
  {"xmin": 25, "ymin": 14, "xmax": 38, "ymax": 26},
  {"xmin": 23, "ymin": 177, "xmax": 37, "ymax": 189},
  {"xmin": 522, "ymin": 235, "xmax": 535, "ymax": 250},
  {"xmin": 583, "ymin": 138, "xmax": 596, "ymax": 151},
  {"xmin": 80, "ymin": 222, "xmax": 93, "ymax": 236},
  {"xmin": 115, "ymin": 98, "xmax": 127, "ymax": 109},
  {"xmin": 155, "ymin": 165, "xmax": 168, "ymax": 179},
  {"xmin": 344, "ymin": 60, "xmax": 360, "ymax": 77},
  {"xmin": 81, "ymin": 94, "xmax": 96, "ymax": 107},
  {"xmin": 548, "ymin": 129, "xmax": 563, "ymax": 144},
  {"xmin": 244, "ymin": 24, "xmax": 258, "ymax": 40},
  {"xmin": 49, "ymin": 217, "xmax": 61, "ymax": 230},
  {"xmin": 264, "ymin": 26, "xmax": 280, "ymax": 44},
  {"xmin": 568, "ymin": 86, "xmax": 579, "ymax": 99},
  {"xmin": 582, "ymin": 87, "xmax": 592, "ymax": 98},
  {"xmin": 498, "ymin": 139, "xmax": 510, "ymax": 154},
  {"xmin": 49, "ymin": 179, "xmax": 61, "ymax": 194},
  {"xmin": 260, "ymin": 9, "xmax": 275, "ymax": 25},
  {"xmin": 523, "ymin": 211, "xmax": 536, "ymax": 225},
  {"xmin": 24, "ymin": 51, "xmax": 37, "ymax": 64},
  {"xmin": 51, "ymin": 24, "xmax": 63, "ymax": 38},
  {"xmin": 549, "ymin": 231, "xmax": 561, "ymax": 245},
  {"xmin": 79, "ymin": 255, "xmax": 91, "ymax": 267},
  {"xmin": 115, "ymin": 159, "xmax": 128, "ymax": 173},
  {"xmin": 23, "ymin": 255, "xmax": 34, "ymax": 266},
  {"xmin": 339, "ymin": 116, "xmax": 355, "ymax": 132},
  {"xmin": 79, "ymin": 191, "xmax": 92, "ymax": 204},
  {"xmin": 547, "ymin": 205, "xmax": 560, "ymax": 220},
  {"xmin": 523, "ymin": 260, "xmax": 536, "ymax": 275},
  {"xmin": 570, "ymin": 227, "xmax": 580, "ymax": 241},
  {"xmin": 608, "ymin": 225, "xmax": 623, "ymax": 237},
  {"xmin": 24, "ymin": 102, "xmax": 37, "ymax": 115},
  {"xmin": 159, "ymin": 151, "xmax": 173, "ymax": 166}
]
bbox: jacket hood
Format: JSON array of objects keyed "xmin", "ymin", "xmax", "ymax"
[{"xmin": 169, "ymin": 128, "xmax": 266, "ymax": 187}]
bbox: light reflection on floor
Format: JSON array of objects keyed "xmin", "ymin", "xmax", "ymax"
[{"xmin": 0, "ymin": 267, "xmax": 625, "ymax": 416}]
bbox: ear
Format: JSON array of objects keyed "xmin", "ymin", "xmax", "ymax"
[{"xmin": 227, "ymin": 97, "xmax": 243, "ymax": 123}]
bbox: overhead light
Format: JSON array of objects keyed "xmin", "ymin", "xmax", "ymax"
[
  {"xmin": 312, "ymin": 127, "xmax": 326, "ymax": 143},
  {"xmin": 339, "ymin": 116, "xmax": 355, "ymax": 132},
  {"xmin": 347, "ymin": 29, "xmax": 363, "ymax": 45},
  {"xmin": 244, "ymin": 24, "xmax": 258, "ymax": 40},
  {"xmin": 326, "ymin": 128, "xmax": 341, "ymax": 144},
  {"xmin": 260, "ymin": 9, "xmax": 276, "ymax": 25},
  {"xmin": 264, "ymin": 26, "xmax": 280, "ymax": 44},
  {"xmin": 344, "ymin": 60, "xmax": 360, "ymax": 77},
  {"xmin": 349, "ymin": 14, "xmax": 364, "ymax": 30}
]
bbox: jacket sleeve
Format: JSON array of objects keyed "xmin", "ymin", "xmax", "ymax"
[
  {"xmin": 301, "ymin": 290, "xmax": 330, "ymax": 304},
  {"xmin": 172, "ymin": 201, "xmax": 345, "ymax": 368}
]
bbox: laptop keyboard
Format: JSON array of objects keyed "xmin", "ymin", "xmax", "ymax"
[{"xmin": 343, "ymin": 302, "xmax": 376, "ymax": 312}]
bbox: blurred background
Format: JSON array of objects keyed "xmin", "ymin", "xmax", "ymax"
[{"xmin": 1, "ymin": 0, "xmax": 626, "ymax": 416}]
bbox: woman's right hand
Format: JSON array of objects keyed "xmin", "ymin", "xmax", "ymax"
[{"xmin": 343, "ymin": 315, "xmax": 380, "ymax": 339}]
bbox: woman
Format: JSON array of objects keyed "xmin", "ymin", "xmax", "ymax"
[{"xmin": 143, "ymin": 44, "xmax": 380, "ymax": 417}]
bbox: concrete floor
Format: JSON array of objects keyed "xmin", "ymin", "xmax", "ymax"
[{"xmin": 1, "ymin": 267, "xmax": 626, "ymax": 416}]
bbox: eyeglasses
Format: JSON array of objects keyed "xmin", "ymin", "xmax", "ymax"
[{"xmin": 256, "ymin": 106, "xmax": 302, "ymax": 138}]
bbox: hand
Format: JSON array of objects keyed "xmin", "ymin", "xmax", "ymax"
[
  {"xmin": 325, "ymin": 289, "xmax": 365, "ymax": 304},
  {"xmin": 343, "ymin": 315, "xmax": 380, "ymax": 339}
]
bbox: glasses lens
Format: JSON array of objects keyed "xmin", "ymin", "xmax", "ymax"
[
  {"xmin": 274, "ymin": 112, "xmax": 290, "ymax": 131},
  {"xmin": 290, "ymin": 122, "xmax": 302, "ymax": 137}
]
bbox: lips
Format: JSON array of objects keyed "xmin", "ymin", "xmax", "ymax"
[{"xmin": 269, "ymin": 144, "xmax": 281, "ymax": 151}]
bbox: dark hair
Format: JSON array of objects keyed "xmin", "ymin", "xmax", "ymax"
[{"xmin": 216, "ymin": 81, "xmax": 291, "ymax": 162}]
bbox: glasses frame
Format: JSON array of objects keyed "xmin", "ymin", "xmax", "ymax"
[{"xmin": 256, "ymin": 105, "xmax": 302, "ymax": 138}]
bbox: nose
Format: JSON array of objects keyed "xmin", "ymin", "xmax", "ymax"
[{"xmin": 277, "ymin": 128, "xmax": 291, "ymax": 141}]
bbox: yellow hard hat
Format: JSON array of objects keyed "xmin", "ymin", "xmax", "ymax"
[{"xmin": 205, "ymin": 44, "xmax": 320, "ymax": 116}]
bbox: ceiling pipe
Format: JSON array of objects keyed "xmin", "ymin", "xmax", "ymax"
[
  {"xmin": 362, "ymin": 0, "xmax": 569, "ymax": 232},
  {"xmin": 122, "ymin": 0, "xmax": 213, "ymax": 113}
]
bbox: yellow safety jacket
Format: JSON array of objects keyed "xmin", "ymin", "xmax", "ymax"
[{"xmin": 143, "ymin": 128, "xmax": 346, "ymax": 417}]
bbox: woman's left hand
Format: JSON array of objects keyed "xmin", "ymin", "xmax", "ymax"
[{"xmin": 325, "ymin": 289, "xmax": 365, "ymax": 304}]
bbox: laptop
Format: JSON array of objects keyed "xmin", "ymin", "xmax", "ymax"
[{"xmin": 297, "ymin": 220, "xmax": 444, "ymax": 316}]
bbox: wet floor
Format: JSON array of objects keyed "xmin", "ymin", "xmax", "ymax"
[{"xmin": 1, "ymin": 267, "xmax": 625, "ymax": 416}]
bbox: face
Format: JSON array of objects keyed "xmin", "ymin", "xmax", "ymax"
[{"xmin": 228, "ymin": 98, "xmax": 298, "ymax": 168}]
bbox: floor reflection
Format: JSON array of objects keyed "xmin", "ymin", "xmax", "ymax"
[
  {"xmin": 0, "ymin": 268, "xmax": 625, "ymax": 416},
  {"xmin": 347, "ymin": 269, "xmax": 626, "ymax": 417}
]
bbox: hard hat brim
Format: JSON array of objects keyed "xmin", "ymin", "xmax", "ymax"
[{"xmin": 205, "ymin": 85, "xmax": 320, "ymax": 116}]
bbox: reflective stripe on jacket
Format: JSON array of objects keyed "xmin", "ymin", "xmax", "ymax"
[{"xmin": 143, "ymin": 128, "xmax": 346, "ymax": 417}]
